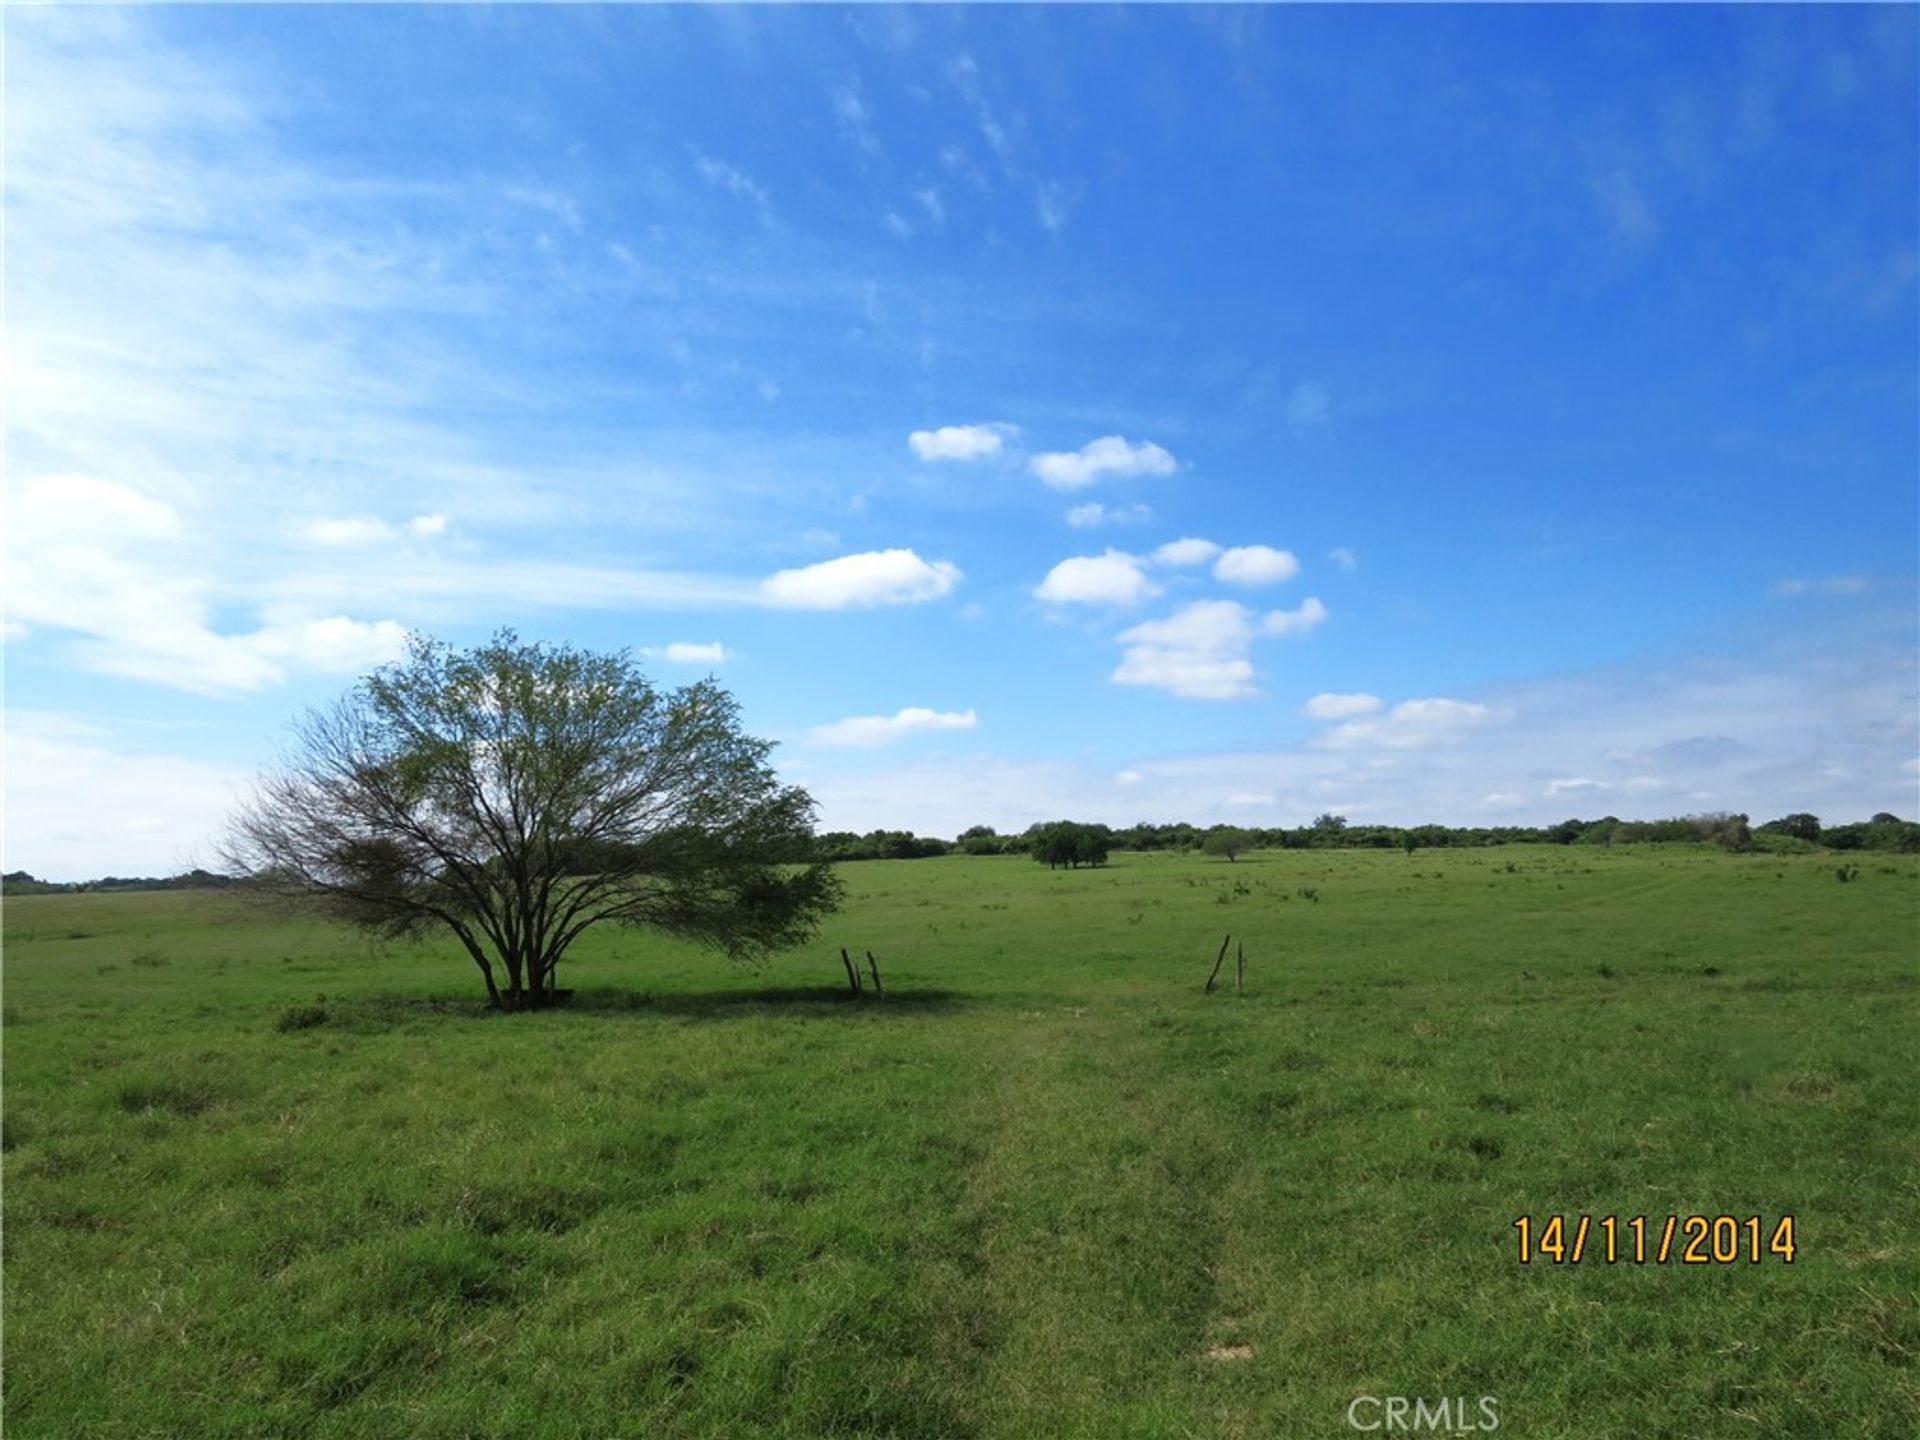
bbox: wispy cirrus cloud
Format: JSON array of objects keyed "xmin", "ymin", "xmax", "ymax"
[{"xmin": 1772, "ymin": 575, "xmax": 1869, "ymax": 597}]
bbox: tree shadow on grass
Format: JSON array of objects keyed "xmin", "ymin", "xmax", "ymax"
[{"xmin": 322, "ymin": 985, "xmax": 971, "ymax": 1029}]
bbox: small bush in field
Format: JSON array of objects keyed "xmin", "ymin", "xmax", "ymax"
[{"xmin": 275, "ymin": 1005, "xmax": 329, "ymax": 1033}]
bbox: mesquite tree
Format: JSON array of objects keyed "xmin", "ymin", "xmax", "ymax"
[{"xmin": 225, "ymin": 631, "xmax": 839, "ymax": 1009}]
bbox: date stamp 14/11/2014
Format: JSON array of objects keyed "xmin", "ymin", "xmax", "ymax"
[{"xmin": 1513, "ymin": 1214, "xmax": 1797, "ymax": 1265}]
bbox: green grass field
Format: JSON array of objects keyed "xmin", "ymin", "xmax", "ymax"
[{"xmin": 4, "ymin": 846, "xmax": 1917, "ymax": 1439}]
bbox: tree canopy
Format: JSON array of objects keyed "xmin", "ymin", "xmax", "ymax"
[
  {"xmin": 225, "ymin": 631, "xmax": 839, "ymax": 1009},
  {"xmin": 1202, "ymin": 825, "xmax": 1252, "ymax": 862}
]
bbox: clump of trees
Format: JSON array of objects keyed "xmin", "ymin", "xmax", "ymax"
[
  {"xmin": 225, "ymin": 631, "xmax": 839, "ymax": 1011},
  {"xmin": 1028, "ymin": 821, "xmax": 1111, "ymax": 869},
  {"xmin": 813, "ymin": 830, "xmax": 952, "ymax": 862}
]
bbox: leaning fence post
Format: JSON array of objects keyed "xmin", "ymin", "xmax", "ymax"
[
  {"xmin": 1236, "ymin": 939, "xmax": 1245, "ymax": 993},
  {"xmin": 840, "ymin": 947, "xmax": 862, "ymax": 996},
  {"xmin": 1205, "ymin": 934, "xmax": 1231, "ymax": 993},
  {"xmin": 865, "ymin": 950, "xmax": 884, "ymax": 996}
]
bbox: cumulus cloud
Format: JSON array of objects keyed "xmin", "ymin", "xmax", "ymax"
[
  {"xmin": 1261, "ymin": 597, "xmax": 1328, "ymax": 636},
  {"xmin": 810, "ymin": 706, "xmax": 979, "ymax": 748},
  {"xmin": 1318, "ymin": 696, "xmax": 1504, "ymax": 749},
  {"xmin": 250, "ymin": 616, "xmax": 410, "ymax": 672},
  {"xmin": 908, "ymin": 422, "xmax": 1016, "ymax": 462},
  {"xmin": 1151, "ymin": 537, "xmax": 1220, "ymax": 568},
  {"xmin": 1214, "ymin": 544, "xmax": 1300, "ymax": 586},
  {"xmin": 1304, "ymin": 692, "xmax": 1382, "ymax": 719},
  {"xmin": 1034, "ymin": 550, "xmax": 1159, "ymax": 606},
  {"xmin": 1112, "ymin": 600, "xmax": 1258, "ymax": 700},
  {"xmin": 1066, "ymin": 501, "xmax": 1152, "ymax": 529},
  {"xmin": 760, "ymin": 548, "xmax": 962, "ymax": 609},
  {"xmin": 406, "ymin": 513, "xmax": 449, "ymax": 538},
  {"xmin": 1030, "ymin": 435, "xmax": 1176, "ymax": 491}
]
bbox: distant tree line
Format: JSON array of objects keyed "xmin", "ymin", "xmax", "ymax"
[
  {"xmin": 1, "ymin": 868, "xmax": 238, "ymax": 896},
  {"xmin": 805, "ymin": 810, "xmax": 1920, "ymax": 862},
  {"xmin": 11, "ymin": 811, "xmax": 1914, "ymax": 892}
]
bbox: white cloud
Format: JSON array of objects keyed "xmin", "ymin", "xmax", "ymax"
[
  {"xmin": 1034, "ymin": 179, "xmax": 1082, "ymax": 235},
  {"xmin": 645, "ymin": 641, "xmax": 731, "ymax": 665},
  {"xmin": 1034, "ymin": 550, "xmax": 1159, "ymax": 607},
  {"xmin": 1152, "ymin": 537, "xmax": 1221, "ymax": 568},
  {"xmin": 1066, "ymin": 501, "xmax": 1152, "ymax": 529},
  {"xmin": 1319, "ymin": 696, "xmax": 1503, "ymax": 749},
  {"xmin": 884, "ymin": 211, "xmax": 913, "ymax": 239},
  {"xmin": 1226, "ymin": 792, "xmax": 1274, "ymax": 807},
  {"xmin": 1214, "ymin": 544, "xmax": 1300, "ymax": 586},
  {"xmin": 1285, "ymin": 382, "xmax": 1331, "ymax": 428},
  {"xmin": 406, "ymin": 513, "xmax": 449, "ymax": 538},
  {"xmin": 1392, "ymin": 698, "xmax": 1494, "ymax": 726},
  {"xmin": 1772, "ymin": 576, "xmax": 1868, "ymax": 597},
  {"xmin": 831, "ymin": 84, "xmax": 879, "ymax": 156},
  {"xmin": 908, "ymin": 422, "xmax": 1016, "ymax": 462},
  {"xmin": 1030, "ymin": 435, "xmax": 1177, "ymax": 491},
  {"xmin": 914, "ymin": 187, "xmax": 945, "ymax": 228},
  {"xmin": 300, "ymin": 516, "xmax": 393, "ymax": 546},
  {"xmin": 1261, "ymin": 597, "xmax": 1328, "ymax": 636},
  {"xmin": 781, "ymin": 644, "xmax": 1920, "ymax": 838},
  {"xmin": 760, "ymin": 548, "xmax": 962, "ymax": 609},
  {"xmin": 1546, "ymin": 777, "xmax": 1609, "ymax": 797},
  {"xmin": 810, "ymin": 706, "xmax": 979, "ymax": 748},
  {"xmin": 1113, "ymin": 600, "xmax": 1258, "ymax": 700},
  {"xmin": 1114, "ymin": 770, "xmax": 1143, "ymax": 786},
  {"xmin": 1304, "ymin": 692, "xmax": 1382, "ymax": 719},
  {"xmin": 6, "ymin": 473, "xmax": 409, "ymax": 694},
  {"xmin": 249, "ymin": 616, "xmax": 409, "ymax": 673},
  {"xmin": 3, "ymin": 713, "xmax": 251, "ymax": 880},
  {"xmin": 1328, "ymin": 546, "xmax": 1357, "ymax": 571},
  {"xmin": 694, "ymin": 151, "xmax": 775, "ymax": 227}
]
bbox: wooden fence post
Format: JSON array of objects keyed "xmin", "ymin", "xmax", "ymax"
[
  {"xmin": 1205, "ymin": 934, "xmax": 1231, "ymax": 993},
  {"xmin": 840, "ymin": 947, "xmax": 862, "ymax": 996},
  {"xmin": 865, "ymin": 951, "xmax": 884, "ymax": 996}
]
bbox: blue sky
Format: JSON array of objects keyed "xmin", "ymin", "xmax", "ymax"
[{"xmin": 5, "ymin": 4, "xmax": 1917, "ymax": 878}]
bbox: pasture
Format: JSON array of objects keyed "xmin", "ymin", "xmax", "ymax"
[{"xmin": 4, "ymin": 846, "xmax": 1916, "ymax": 1438}]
